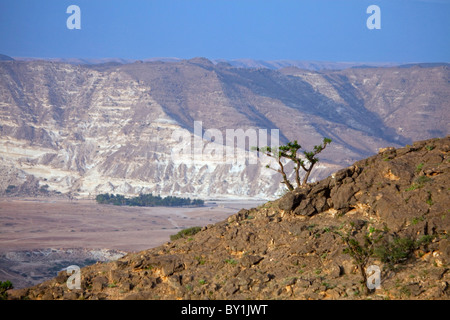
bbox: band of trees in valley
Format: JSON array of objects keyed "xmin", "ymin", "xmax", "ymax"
[{"xmin": 95, "ymin": 193, "xmax": 204, "ymax": 207}]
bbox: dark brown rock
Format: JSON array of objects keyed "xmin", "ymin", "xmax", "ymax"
[
  {"xmin": 159, "ymin": 256, "xmax": 185, "ymax": 276},
  {"xmin": 41, "ymin": 292, "xmax": 54, "ymax": 300},
  {"xmin": 330, "ymin": 183, "xmax": 356, "ymax": 210},
  {"xmin": 6, "ymin": 288, "xmax": 29, "ymax": 300},
  {"xmin": 278, "ymin": 192, "xmax": 303, "ymax": 212},
  {"xmin": 91, "ymin": 276, "xmax": 108, "ymax": 291},
  {"xmin": 123, "ymin": 292, "xmax": 150, "ymax": 300},
  {"xmin": 63, "ymin": 291, "xmax": 79, "ymax": 300},
  {"xmin": 293, "ymin": 198, "xmax": 316, "ymax": 216},
  {"xmin": 55, "ymin": 270, "xmax": 68, "ymax": 284},
  {"xmin": 240, "ymin": 255, "xmax": 263, "ymax": 268},
  {"xmin": 404, "ymin": 283, "xmax": 423, "ymax": 297}
]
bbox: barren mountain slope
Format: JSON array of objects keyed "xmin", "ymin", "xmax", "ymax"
[{"xmin": 282, "ymin": 65, "xmax": 450, "ymax": 142}]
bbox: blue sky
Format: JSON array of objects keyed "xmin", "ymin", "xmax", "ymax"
[{"xmin": 0, "ymin": 0, "xmax": 449, "ymax": 62}]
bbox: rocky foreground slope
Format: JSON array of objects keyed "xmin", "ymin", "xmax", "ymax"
[{"xmin": 7, "ymin": 136, "xmax": 449, "ymax": 300}]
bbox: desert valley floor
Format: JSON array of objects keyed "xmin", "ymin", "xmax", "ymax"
[{"xmin": 0, "ymin": 197, "xmax": 262, "ymax": 288}]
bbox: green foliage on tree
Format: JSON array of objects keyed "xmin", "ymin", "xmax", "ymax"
[
  {"xmin": 95, "ymin": 193, "xmax": 204, "ymax": 207},
  {"xmin": 254, "ymin": 137, "xmax": 332, "ymax": 191},
  {"xmin": 0, "ymin": 280, "xmax": 13, "ymax": 300},
  {"xmin": 39, "ymin": 184, "xmax": 49, "ymax": 193},
  {"xmin": 334, "ymin": 222, "xmax": 437, "ymax": 295},
  {"xmin": 373, "ymin": 234, "xmax": 434, "ymax": 270},
  {"xmin": 5, "ymin": 185, "xmax": 16, "ymax": 193},
  {"xmin": 333, "ymin": 223, "xmax": 384, "ymax": 295}
]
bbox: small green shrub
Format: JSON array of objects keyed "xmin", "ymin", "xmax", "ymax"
[
  {"xmin": 415, "ymin": 163, "xmax": 424, "ymax": 173},
  {"xmin": 373, "ymin": 237, "xmax": 415, "ymax": 267},
  {"xmin": 416, "ymin": 235, "xmax": 434, "ymax": 247},
  {"xmin": 426, "ymin": 191, "xmax": 433, "ymax": 206},
  {"xmin": 39, "ymin": 184, "xmax": 49, "ymax": 193},
  {"xmin": 400, "ymin": 286, "xmax": 411, "ymax": 297},
  {"xmin": 415, "ymin": 175, "xmax": 432, "ymax": 185},
  {"xmin": 374, "ymin": 235, "xmax": 435, "ymax": 270},
  {"xmin": 334, "ymin": 224, "xmax": 383, "ymax": 294},
  {"xmin": 411, "ymin": 216, "xmax": 424, "ymax": 225},
  {"xmin": 170, "ymin": 226, "xmax": 202, "ymax": 241},
  {"xmin": 195, "ymin": 256, "xmax": 206, "ymax": 265},
  {"xmin": 405, "ymin": 185, "xmax": 418, "ymax": 191},
  {"xmin": 405, "ymin": 175, "xmax": 432, "ymax": 191},
  {"xmin": 224, "ymin": 259, "xmax": 237, "ymax": 265},
  {"xmin": 0, "ymin": 280, "xmax": 13, "ymax": 300},
  {"xmin": 5, "ymin": 185, "xmax": 16, "ymax": 193}
]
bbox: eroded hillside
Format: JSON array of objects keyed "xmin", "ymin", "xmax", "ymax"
[{"xmin": 1, "ymin": 60, "xmax": 448, "ymax": 199}]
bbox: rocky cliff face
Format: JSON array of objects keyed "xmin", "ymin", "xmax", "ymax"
[
  {"xmin": 7, "ymin": 136, "xmax": 449, "ymax": 300},
  {"xmin": 0, "ymin": 59, "xmax": 448, "ymax": 199}
]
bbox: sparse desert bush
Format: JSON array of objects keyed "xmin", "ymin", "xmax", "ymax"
[
  {"xmin": 170, "ymin": 226, "xmax": 202, "ymax": 241},
  {"xmin": 336, "ymin": 220, "xmax": 438, "ymax": 295},
  {"xmin": 224, "ymin": 258, "xmax": 237, "ymax": 265},
  {"xmin": 405, "ymin": 175, "xmax": 432, "ymax": 191},
  {"xmin": 334, "ymin": 223, "xmax": 383, "ymax": 295},
  {"xmin": 415, "ymin": 162, "xmax": 424, "ymax": 173},
  {"xmin": 5, "ymin": 185, "xmax": 16, "ymax": 193},
  {"xmin": 373, "ymin": 237, "xmax": 416, "ymax": 268},
  {"xmin": 0, "ymin": 280, "xmax": 13, "ymax": 300}
]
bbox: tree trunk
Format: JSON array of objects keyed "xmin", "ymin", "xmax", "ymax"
[
  {"xmin": 294, "ymin": 164, "xmax": 301, "ymax": 188},
  {"xmin": 359, "ymin": 264, "xmax": 372, "ymax": 295},
  {"xmin": 302, "ymin": 169, "xmax": 312, "ymax": 185},
  {"xmin": 279, "ymin": 159, "xmax": 294, "ymax": 191}
]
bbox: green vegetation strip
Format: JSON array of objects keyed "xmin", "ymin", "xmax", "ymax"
[{"xmin": 95, "ymin": 193, "xmax": 204, "ymax": 207}]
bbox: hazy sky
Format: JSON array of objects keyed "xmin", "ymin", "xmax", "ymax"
[{"xmin": 0, "ymin": 0, "xmax": 449, "ymax": 62}]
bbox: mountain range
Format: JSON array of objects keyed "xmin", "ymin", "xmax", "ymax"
[
  {"xmin": 10, "ymin": 55, "xmax": 403, "ymax": 71},
  {"xmin": 0, "ymin": 57, "xmax": 448, "ymax": 199}
]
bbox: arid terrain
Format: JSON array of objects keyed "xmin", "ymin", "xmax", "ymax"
[
  {"xmin": 0, "ymin": 58, "xmax": 448, "ymax": 300},
  {"xmin": 0, "ymin": 198, "xmax": 262, "ymax": 288},
  {"xmin": 6, "ymin": 136, "xmax": 449, "ymax": 300}
]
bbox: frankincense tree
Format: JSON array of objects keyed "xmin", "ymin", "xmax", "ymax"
[{"xmin": 254, "ymin": 137, "xmax": 331, "ymax": 191}]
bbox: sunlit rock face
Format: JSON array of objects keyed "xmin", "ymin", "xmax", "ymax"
[{"xmin": 0, "ymin": 60, "xmax": 448, "ymax": 199}]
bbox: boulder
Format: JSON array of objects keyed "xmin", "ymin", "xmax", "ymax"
[
  {"xmin": 278, "ymin": 192, "xmax": 302, "ymax": 212},
  {"xmin": 240, "ymin": 255, "xmax": 264, "ymax": 268}
]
